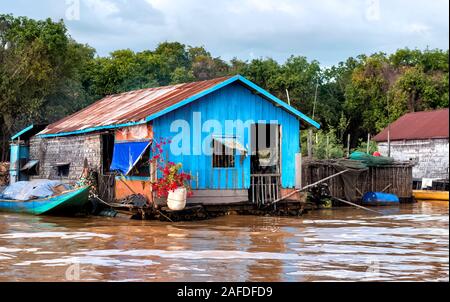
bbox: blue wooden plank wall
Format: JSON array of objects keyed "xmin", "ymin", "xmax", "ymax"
[{"xmin": 152, "ymin": 82, "xmax": 300, "ymax": 189}]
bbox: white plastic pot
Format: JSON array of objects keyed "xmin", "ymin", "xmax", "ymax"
[{"xmin": 167, "ymin": 187, "xmax": 187, "ymax": 211}]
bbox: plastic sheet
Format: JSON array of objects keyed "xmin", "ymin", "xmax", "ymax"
[
  {"xmin": 0, "ymin": 180, "xmax": 72, "ymax": 201},
  {"xmin": 349, "ymin": 151, "xmax": 394, "ymax": 167},
  {"xmin": 110, "ymin": 141, "xmax": 151, "ymax": 175},
  {"xmin": 362, "ymin": 191, "xmax": 400, "ymax": 205}
]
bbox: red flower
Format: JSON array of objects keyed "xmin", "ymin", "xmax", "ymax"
[{"xmin": 149, "ymin": 137, "xmax": 193, "ymax": 198}]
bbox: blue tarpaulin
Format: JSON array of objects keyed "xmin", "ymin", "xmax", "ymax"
[
  {"xmin": 0, "ymin": 180, "xmax": 72, "ymax": 201},
  {"xmin": 110, "ymin": 141, "xmax": 151, "ymax": 175}
]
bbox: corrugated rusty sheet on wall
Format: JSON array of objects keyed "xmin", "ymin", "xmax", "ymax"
[{"xmin": 115, "ymin": 124, "xmax": 153, "ymax": 141}]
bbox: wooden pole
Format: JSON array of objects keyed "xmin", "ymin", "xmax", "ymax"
[
  {"xmin": 333, "ymin": 197, "xmax": 383, "ymax": 215},
  {"xmin": 346, "ymin": 133, "xmax": 351, "ymax": 157},
  {"xmin": 308, "ymin": 129, "xmax": 313, "ymax": 159},
  {"xmin": 300, "ymin": 169, "xmax": 350, "ymax": 192},
  {"xmin": 264, "ymin": 169, "xmax": 350, "ymax": 208},
  {"xmin": 387, "ymin": 124, "xmax": 391, "ymax": 157},
  {"xmin": 326, "ymin": 135, "xmax": 330, "ymax": 159},
  {"xmin": 299, "ymin": 154, "xmax": 302, "ymax": 189},
  {"xmin": 312, "ymin": 81, "xmax": 319, "ymax": 120},
  {"xmin": 367, "ymin": 133, "xmax": 371, "ymax": 154},
  {"xmin": 295, "ymin": 153, "xmax": 302, "ymax": 189},
  {"xmin": 387, "ymin": 94, "xmax": 391, "ymax": 157},
  {"xmin": 286, "ymin": 89, "xmax": 291, "ymax": 106},
  {"xmin": 381, "ymin": 184, "xmax": 392, "ymax": 192}
]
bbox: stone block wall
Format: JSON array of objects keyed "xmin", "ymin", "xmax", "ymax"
[
  {"xmin": 29, "ymin": 133, "xmax": 102, "ymax": 181},
  {"xmin": 378, "ymin": 138, "xmax": 449, "ymax": 179}
]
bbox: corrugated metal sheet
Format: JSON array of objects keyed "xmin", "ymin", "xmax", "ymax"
[
  {"xmin": 373, "ymin": 108, "xmax": 449, "ymax": 142},
  {"xmin": 39, "ymin": 76, "xmax": 232, "ymax": 135}
]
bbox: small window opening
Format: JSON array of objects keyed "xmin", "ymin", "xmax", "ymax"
[
  {"xmin": 212, "ymin": 138, "xmax": 235, "ymax": 168},
  {"xmin": 25, "ymin": 164, "xmax": 39, "ymax": 176},
  {"xmin": 56, "ymin": 163, "xmax": 70, "ymax": 177}
]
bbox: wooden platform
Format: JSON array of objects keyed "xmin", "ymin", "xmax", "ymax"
[
  {"xmin": 185, "ymin": 189, "xmax": 249, "ymax": 205},
  {"xmin": 118, "ymin": 199, "xmax": 307, "ymax": 221}
]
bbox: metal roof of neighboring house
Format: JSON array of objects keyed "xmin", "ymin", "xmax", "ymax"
[
  {"xmin": 38, "ymin": 75, "xmax": 320, "ymax": 137},
  {"xmin": 373, "ymin": 108, "xmax": 449, "ymax": 142}
]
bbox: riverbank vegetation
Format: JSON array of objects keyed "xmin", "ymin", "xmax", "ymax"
[{"xmin": 1, "ymin": 14, "xmax": 448, "ymax": 161}]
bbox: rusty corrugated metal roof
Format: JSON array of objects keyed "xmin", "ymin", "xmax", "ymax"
[
  {"xmin": 39, "ymin": 75, "xmax": 321, "ymax": 137},
  {"xmin": 39, "ymin": 76, "xmax": 233, "ymax": 136},
  {"xmin": 373, "ymin": 108, "xmax": 449, "ymax": 142}
]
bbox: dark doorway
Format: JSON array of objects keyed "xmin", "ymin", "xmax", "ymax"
[
  {"xmin": 250, "ymin": 124, "xmax": 280, "ymax": 174},
  {"xmin": 250, "ymin": 124, "xmax": 281, "ymax": 206},
  {"xmin": 100, "ymin": 133, "xmax": 116, "ymax": 203},
  {"xmin": 102, "ymin": 133, "xmax": 115, "ymax": 174}
]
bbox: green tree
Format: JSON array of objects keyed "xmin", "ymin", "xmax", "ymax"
[
  {"xmin": 188, "ymin": 46, "xmax": 229, "ymax": 81},
  {"xmin": 153, "ymin": 42, "xmax": 189, "ymax": 85},
  {"xmin": 0, "ymin": 14, "xmax": 95, "ymax": 160},
  {"xmin": 1, "ymin": 14, "xmax": 449, "ymax": 162},
  {"xmin": 344, "ymin": 54, "xmax": 398, "ymax": 137},
  {"xmin": 304, "ymin": 128, "xmax": 345, "ymax": 159}
]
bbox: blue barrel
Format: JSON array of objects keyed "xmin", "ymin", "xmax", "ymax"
[{"xmin": 362, "ymin": 192, "xmax": 400, "ymax": 206}]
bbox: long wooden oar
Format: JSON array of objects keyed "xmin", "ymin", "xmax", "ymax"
[{"xmin": 333, "ymin": 197, "xmax": 384, "ymax": 215}]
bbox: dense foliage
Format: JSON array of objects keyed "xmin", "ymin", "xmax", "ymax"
[{"xmin": 1, "ymin": 15, "xmax": 448, "ymax": 161}]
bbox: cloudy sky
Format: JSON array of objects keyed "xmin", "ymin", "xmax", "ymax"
[{"xmin": 0, "ymin": 0, "xmax": 448, "ymax": 66}]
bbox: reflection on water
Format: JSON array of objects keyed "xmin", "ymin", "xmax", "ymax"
[{"xmin": 0, "ymin": 201, "xmax": 448, "ymax": 281}]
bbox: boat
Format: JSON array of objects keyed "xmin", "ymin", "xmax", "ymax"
[
  {"xmin": 0, "ymin": 186, "xmax": 90, "ymax": 215},
  {"xmin": 413, "ymin": 190, "xmax": 449, "ymax": 201},
  {"xmin": 362, "ymin": 192, "xmax": 400, "ymax": 206}
]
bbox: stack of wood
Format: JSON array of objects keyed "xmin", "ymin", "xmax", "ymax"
[{"xmin": 0, "ymin": 162, "xmax": 9, "ymax": 187}]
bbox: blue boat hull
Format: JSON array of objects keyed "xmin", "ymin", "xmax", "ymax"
[
  {"xmin": 362, "ymin": 192, "xmax": 400, "ymax": 206},
  {"xmin": 0, "ymin": 186, "xmax": 90, "ymax": 215}
]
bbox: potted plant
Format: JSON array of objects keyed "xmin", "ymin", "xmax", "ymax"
[{"xmin": 150, "ymin": 139, "xmax": 192, "ymax": 211}]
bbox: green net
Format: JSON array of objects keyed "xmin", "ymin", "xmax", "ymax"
[{"xmin": 349, "ymin": 151, "xmax": 394, "ymax": 167}]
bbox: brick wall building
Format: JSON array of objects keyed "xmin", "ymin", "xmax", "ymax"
[{"xmin": 29, "ymin": 133, "xmax": 103, "ymax": 181}]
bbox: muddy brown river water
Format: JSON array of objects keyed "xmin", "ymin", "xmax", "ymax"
[{"xmin": 0, "ymin": 201, "xmax": 448, "ymax": 282}]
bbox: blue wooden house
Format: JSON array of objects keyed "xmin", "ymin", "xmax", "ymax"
[{"xmin": 12, "ymin": 75, "xmax": 320, "ymax": 205}]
